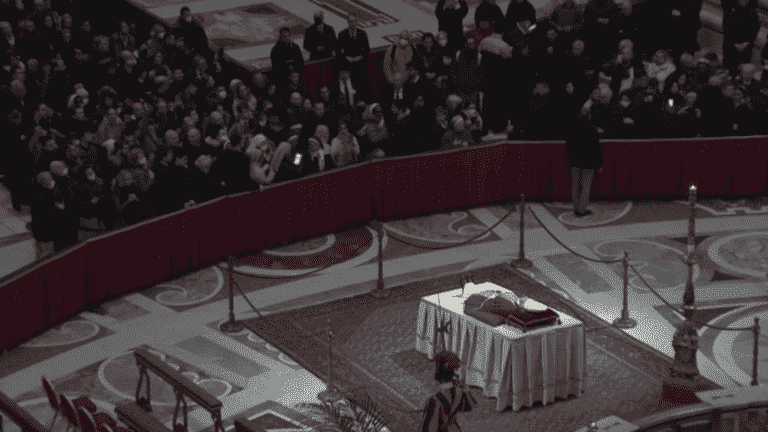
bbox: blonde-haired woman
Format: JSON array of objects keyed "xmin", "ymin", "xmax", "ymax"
[{"xmin": 306, "ymin": 124, "xmax": 334, "ymax": 174}]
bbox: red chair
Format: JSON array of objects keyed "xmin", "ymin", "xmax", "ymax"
[
  {"xmin": 45, "ymin": 375, "xmax": 98, "ymax": 415},
  {"xmin": 77, "ymin": 407, "xmax": 99, "ymax": 432},
  {"xmin": 100, "ymin": 422, "xmax": 133, "ymax": 432},
  {"xmin": 59, "ymin": 395, "xmax": 81, "ymax": 432},
  {"xmin": 42, "ymin": 376, "xmax": 62, "ymax": 429},
  {"xmin": 78, "ymin": 406, "xmax": 119, "ymax": 432}
]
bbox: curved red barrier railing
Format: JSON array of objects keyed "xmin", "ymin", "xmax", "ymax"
[{"xmin": 1, "ymin": 136, "xmax": 767, "ymax": 353}]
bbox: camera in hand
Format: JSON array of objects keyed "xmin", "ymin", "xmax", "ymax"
[{"xmin": 293, "ymin": 153, "xmax": 302, "ymax": 165}]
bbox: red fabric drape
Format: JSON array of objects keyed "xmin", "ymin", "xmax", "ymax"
[{"xmin": 2, "ymin": 138, "xmax": 768, "ymax": 351}]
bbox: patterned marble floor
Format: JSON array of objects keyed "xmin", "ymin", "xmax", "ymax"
[
  {"xmin": 2, "ymin": 181, "xmax": 768, "ymax": 431},
  {"xmin": 137, "ymin": 0, "xmax": 733, "ymax": 71}
]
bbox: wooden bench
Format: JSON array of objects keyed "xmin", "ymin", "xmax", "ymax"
[
  {"xmin": 0, "ymin": 390, "xmax": 48, "ymax": 432},
  {"xmin": 127, "ymin": 348, "xmax": 224, "ymax": 432},
  {"xmin": 233, "ymin": 418, "xmax": 267, "ymax": 432},
  {"xmin": 114, "ymin": 402, "xmax": 171, "ymax": 432}
]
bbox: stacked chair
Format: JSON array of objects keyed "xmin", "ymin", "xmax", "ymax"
[{"xmin": 42, "ymin": 377, "xmax": 131, "ymax": 432}]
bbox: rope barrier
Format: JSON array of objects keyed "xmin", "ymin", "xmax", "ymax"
[
  {"xmin": 525, "ymin": 203, "xmax": 759, "ymax": 333},
  {"xmin": 525, "ymin": 208, "xmax": 623, "ymax": 264},
  {"xmin": 388, "ymin": 206, "xmax": 517, "ymax": 250},
  {"xmin": 231, "ymin": 204, "xmax": 516, "ymax": 279},
  {"xmin": 628, "ymin": 265, "xmax": 756, "ymax": 331}
]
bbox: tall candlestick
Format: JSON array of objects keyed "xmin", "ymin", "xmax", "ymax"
[{"xmin": 687, "ymin": 185, "xmax": 696, "ymax": 256}]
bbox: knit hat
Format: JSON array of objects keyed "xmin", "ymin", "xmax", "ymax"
[{"xmin": 434, "ymin": 350, "xmax": 461, "ymax": 371}]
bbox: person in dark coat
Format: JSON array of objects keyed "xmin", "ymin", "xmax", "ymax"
[
  {"xmin": 639, "ymin": 0, "xmax": 703, "ymax": 59},
  {"xmin": 477, "ymin": 35, "xmax": 514, "ymax": 135},
  {"xmin": 173, "ymin": 6, "xmax": 211, "ymax": 65},
  {"xmin": 270, "ymin": 26, "xmax": 304, "ymax": 85},
  {"xmin": 722, "ymin": 0, "xmax": 759, "ymax": 75},
  {"xmin": 416, "ymin": 33, "xmax": 442, "ymax": 86},
  {"xmin": 303, "ymin": 10, "xmax": 337, "ymax": 61},
  {"xmin": 475, "ymin": 0, "xmax": 505, "ymax": 34},
  {"xmin": 583, "ymin": 0, "xmax": 623, "ymax": 64},
  {"xmin": 76, "ymin": 166, "xmax": 107, "ymax": 224},
  {"xmin": 551, "ymin": 0, "xmax": 584, "ymax": 39},
  {"xmin": 335, "ymin": 16, "xmax": 370, "ymax": 93},
  {"xmin": 449, "ymin": 36, "xmax": 482, "ymax": 107},
  {"xmin": 109, "ymin": 169, "xmax": 143, "ymax": 230},
  {"xmin": 189, "ymin": 154, "xmax": 225, "ymax": 204},
  {"xmin": 30, "ymin": 171, "xmax": 63, "ymax": 259},
  {"xmin": 435, "ymin": 0, "xmax": 469, "ymax": 55},
  {"xmin": 504, "ymin": 0, "xmax": 536, "ymax": 35},
  {"xmin": 564, "ymin": 112, "xmax": 604, "ymax": 217}
]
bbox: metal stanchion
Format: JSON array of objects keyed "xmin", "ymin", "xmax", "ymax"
[
  {"xmin": 318, "ymin": 314, "xmax": 343, "ymax": 403},
  {"xmin": 511, "ymin": 194, "xmax": 533, "ymax": 269},
  {"xmin": 613, "ymin": 250, "xmax": 637, "ymax": 329},
  {"xmin": 686, "ymin": 185, "xmax": 701, "ymax": 262},
  {"xmin": 369, "ymin": 220, "xmax": 392, "ymax": 299},
  {"xmin": 753, "ymin": 317, "xmax": 761, "ymax": 386},
  {"xmin": 219, "ymin": 255, "xmax": 245, "ymax": 333}
]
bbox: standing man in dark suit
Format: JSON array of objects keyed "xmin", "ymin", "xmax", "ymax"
[
  {"xmin": 475, "ymin": 0, "xmax": 505, "ymax": 34},
  {"xmin": 565, "ymin": 111, "xmax": 604, "ymax": 218},
  {"xmin": 722, "ymin": 0, "xmax": 759, "ymax": 75},
  {"xmin": 435, "ymin": 0, "xmax": 469, "ymax": 55},
  {"xmin": 270, "ymin": 26, "xmax": 304, "ymax": 86},
  {"xmin": 303, "ymin": 10, "xmax": 337, "ymax": 61},
  {"xmin": 174, "ymin": 6, "xmax": 212, "ymax": 66},
  {"xmin": 504, "ymin": 0, "xmax": 536, "ymax": 35},
  {"xmin": 336, "ymin": 15, "xmax": 370, "ymax": 96}
]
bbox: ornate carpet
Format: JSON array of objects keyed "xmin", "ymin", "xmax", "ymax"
[{"xmin": 244, "ymin": 264, "xmax": 720, "ymax": 432}]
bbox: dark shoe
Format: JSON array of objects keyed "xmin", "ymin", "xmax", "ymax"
[{"xmin": 575, "ymin": 210, "xmax": 593, "ymax": 217}]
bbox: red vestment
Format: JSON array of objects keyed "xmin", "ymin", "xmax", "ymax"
[{"xmin": 421, "ymin": 381, "xmax": 476, "ymax": 432}]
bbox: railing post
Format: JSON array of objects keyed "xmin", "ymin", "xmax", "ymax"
[
  {"xmin": 753, "ymin": 317, "xmax": 760, "ymax": 386},
  {"xmin": 219, "ymin": 258, "xmax": 245, "ymax": 333},
  {"xmin": 511, "ymin": 194, "xmax": 533, "ymax": 269},
  {"xmin": 369, "ymin": 220, "xmax": 391, "ymax": 299},
  {"xmin": 318, "ymin": 314, "xmax": 343, "ymax": 403},
  {"xmin": 613, "ymin": 250, "xmax": 637, "ymax": 329}
]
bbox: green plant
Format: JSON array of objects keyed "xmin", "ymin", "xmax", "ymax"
[
  {"xmin": 347, "ymin": 395, "xmax": 389, "ymax": 432},
  {"xmin": 296, "ymin": 394, "xmax": 389, "ymax": 432}
]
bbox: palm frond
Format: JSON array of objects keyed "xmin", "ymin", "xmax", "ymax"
[{"xmin": 347, "ymin": 395, "xmax": 389, "ymax": 432}]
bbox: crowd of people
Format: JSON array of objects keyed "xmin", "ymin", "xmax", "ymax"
[{"xmin": 1, "ymin": 0, "xmax": 767, "ymax": 258}]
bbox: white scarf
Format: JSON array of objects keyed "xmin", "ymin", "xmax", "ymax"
[
  {"xmin": 645, "ymin": 61, "xmax": 677, "ymax": 85},
  {"xmin": 620, "ymin": 66, "xmax": 634, "ymax": 94},
  {"xmin": 340, "ymin": 78, "xmax": 355, "ymax": 106}
]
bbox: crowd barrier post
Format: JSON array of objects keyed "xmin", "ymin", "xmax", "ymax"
[
  {"xmin": 511, "ymin": 195, "xmax": 533, "ymax": 269},
  {"xmin": 687, "ymin": 185, "xmax": 701, "ymax": 262},
  {"xmin": 612, "ymin": 250, "xmax": 637, "ymax": 329},
  {"xmin": 318, "ymin": 314, "xmax": 343, "ymax": 404},
  {"xmin": 218, "ymin": 255, "xmax": 245, "ymax": 333},
  {"xmin": 753, "ymin": 317, "xmax": 761, "ymax": 386},
  {"xmin": 671, "ymin": 246, "xmax": 701, "ymax": 380},
  {"xmin": 369, "ymin": 220, "xmax": 392, "ymax": 299}
]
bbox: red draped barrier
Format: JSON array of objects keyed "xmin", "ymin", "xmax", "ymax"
[{"xmin": 2, "ymin": 138, "xmax": 768, "ymax": 352}]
